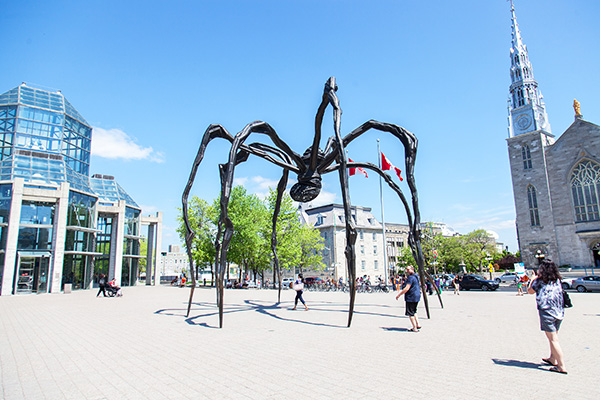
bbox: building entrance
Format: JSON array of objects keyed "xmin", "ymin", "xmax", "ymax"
[
  {"xmin": 591, "ymin": 242, "xmax": 600, "ymax": 267},
  {"xmin": 15, "ymin": 253, "xmax": 50, "ymax": 294}
]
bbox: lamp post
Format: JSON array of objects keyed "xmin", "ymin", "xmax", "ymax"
[
  {"xmin": 535, "ymin": 250, "xmax": 545, "ymax": 266},
  {"xmin": 485, "ymin": 254, "xmax": 493, "ymax": 280},
  {"xmin": 161, "ymin": 251, "xmax": 167, "ymax": 277}
]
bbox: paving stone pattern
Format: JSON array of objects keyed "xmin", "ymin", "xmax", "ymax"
[{"xmin": 1, "ymin": 286, "xmax": 599, "ymax": 399}]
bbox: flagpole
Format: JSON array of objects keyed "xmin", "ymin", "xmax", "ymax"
[{"xmin": 377, "ymin": 139, "xmax": 389, "ymax": 286}]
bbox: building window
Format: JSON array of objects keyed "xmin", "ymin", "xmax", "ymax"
[
  {"xmin": 359, "ymin": 231, "xmax": 364, "ymax": 240},
  {"xmin": 373, "ymin": 245, "xmax": 378, "ymax": 255},
  {"xmin": 361, "ymin": 260, "xmax": 366, "ymax": 270},
  {"xmin": 571, "ymin": 160, "xmax": 600, "ymax": 222},
  {"xmin": 316, "ymin": 215, "xmax": 324, "ymax": 225},
  {"xmin": 360, "ymin": 245, "xmax": 365, "ymax": 255},
  {"xmin": 374, "ymin": 260, "xmax": 378, "ymax": 270},
  {"xmin": 522, "ymin": 145, "xmax": 532, "ymax": 169},
  {"xmin": 527, "ymin": 185, "xmax": 540, "ymax": 226},
  {"xmin": 372, "ymin": 232, "xmax": 376, "ymax": 241}
]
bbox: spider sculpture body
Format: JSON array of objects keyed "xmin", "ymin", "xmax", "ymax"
[{"xmin": 183, "ymin": 77, "xmax": 431, "ymax": 328}]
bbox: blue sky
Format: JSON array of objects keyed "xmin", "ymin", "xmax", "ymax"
[{"xmin": 1, "ymin": 0, "xmax": 599, "ymax": 252}]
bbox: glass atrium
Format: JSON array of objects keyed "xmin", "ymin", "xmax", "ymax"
[{"xmin": 0, "ymin": 84, "xmax": 143, "ymax": 295}]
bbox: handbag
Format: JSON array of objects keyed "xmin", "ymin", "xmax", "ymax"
[
  {"xmin": 293, "ymin": 282, "xmax": 304, "ymax": 291},
  {"xmin": 562, "ymin": 290, "xmax": 573, "ymax": 308}
]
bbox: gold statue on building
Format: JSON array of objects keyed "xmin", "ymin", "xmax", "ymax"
[{"xmin": 573, "ymin": 99, "xmax": 582, "ymax": 117}]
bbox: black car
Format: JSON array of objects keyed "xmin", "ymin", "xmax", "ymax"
[{"xmin": 459, "ymin": 274, "xmax": 499, "ymax": 291}]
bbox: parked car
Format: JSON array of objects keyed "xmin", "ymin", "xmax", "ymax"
[
  {"xmin": 281, "ymin": 278, "xmax": 294, "ymax": 289},
  {"xmin": 561, "ymin": 278, "xmax": 576, "ymax": 290},
  {"xmin": 459, "ymin": 274, "xmax": 499, "ymax": 291},
  {"xmin": 495, "ymin": 272, "xmax": 518, "ymax": 284},
  {"xmin": 572, "ymin": 275, "xmax": 600, "ymax": 292},
  {"xmin": 304, "ymin": 277, "xmax": 324, "ymax": 288}
]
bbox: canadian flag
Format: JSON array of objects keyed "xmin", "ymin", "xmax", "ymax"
[
  {"xmin": 348, "ymin": 158, "xmax": 368, "ymax": 178},
  {"xmin": 381, "ymin": 152, "xmax": 403, "ymax": 181}
]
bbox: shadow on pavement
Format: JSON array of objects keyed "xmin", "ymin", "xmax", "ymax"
[
  {"xmin": 381, "ymin": 327, "xmax": 411, "ymax": 332},
  {"xmin": 155, "ymin": 298, "xmax": 404, "ymax": 329},
  {"xmin": 492, "ymin": 358, "xmax": 545, "ymax": 371}
]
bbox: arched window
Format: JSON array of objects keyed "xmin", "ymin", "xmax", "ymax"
[
  {"xmin": 516, "ymin": 89, "xmax": 524, "ymax": 107},
  {"xmin": 527, "ymin": 185, "xmax": 540, "ymax": 226},
  {"xmin": 522, "ymin": 145, "xmax": 532, "ymax": 169},
  {"xmin": 515, "ymin": 69, "xmax": 521, "ymax": 80},
  {"xmin": 571, "ymin": 160, "xmax": 600, "ymax": 222}
]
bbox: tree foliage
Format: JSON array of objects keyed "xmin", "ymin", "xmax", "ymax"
[
  {"xmin": 179, "ymin": 186, "xmax": 324, "ymax": 282},
  {"xmin": 393, "ymin": 229, "xmax": 505, "ymax": 273}
]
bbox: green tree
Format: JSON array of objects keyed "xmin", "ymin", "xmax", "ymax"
[
  {"xmin": 460, "ymin": 229, "xmax": 500, "ymax": 272},
  {"xmin": 139, "ymin": 238, "xmax": 147, "ymax": 274},
  {"xmin": 264, "ymin": 189, "xmax": 325, "ymax": 280},
  {"xmin": 224, "ymin": 186, "xmax": 268, "ymax": 280},
  {"xmin": 296, "ymin": 224, "xmax": 325, "ymax": 273},
  {"xmin": 177, "ymin": 196, "xmax": 218, "ymax": 282}
]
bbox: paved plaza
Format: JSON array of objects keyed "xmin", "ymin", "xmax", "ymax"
[{"xmin": 1, "ymin": 285, "xmax": 599, "ymax": 399}]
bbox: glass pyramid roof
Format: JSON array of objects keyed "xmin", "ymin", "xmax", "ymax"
[
  {"xmin": 90, "ymin": 175, "xmax": 139, "ymax": 208},
  {"xmin": 0, "ymin": 84, "xmax": 89, "ymax": 126}
]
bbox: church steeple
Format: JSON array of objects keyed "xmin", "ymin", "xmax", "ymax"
[{"xmin": 507, "ymin": 0, "xmax": 551, "ymax": 137}]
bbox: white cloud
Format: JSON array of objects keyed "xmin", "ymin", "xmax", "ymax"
[
  {"xmin": 305, "ymin": 190, "xmax": 337, "ymax": 207},
  {"xmin": 92, "ymin": 127, "xmax": 164, "ymax": 163},
  {"xmin": 233, "ymin": 177, "xmax": 248, "ymax": 186},
  {"xmin": 234, "ymin": 175, "xmax": 338, "ymax": 205},
  {"xmin": 140, "ymin": 204, "xmax": 159, "ymax": 216}
]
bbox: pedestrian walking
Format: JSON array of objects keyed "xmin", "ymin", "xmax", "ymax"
[
  {"xmin": 453, "ymin": 274, "xmax": 460, "ymax": 295},
  {"xmin": 517, "ymin": 274, "xmax": 525, "ymax": 296},
  {"xmin": 292, "ymin": 274, "xmax": 308, "ymax": 311},
  {"xmin": 395, "ymin": 265, "xmax": 421, "ymax": 332},
  {"xmin": 96, "ymin": 274, "xmax": 107, "ymax": 297},
  {"xmin": 425, "ymin": 279, "xmax": 433, "ymax": 295},
  {"xmin": 527, "ymin": 260, "xmax": 567, "ymax": 374}
]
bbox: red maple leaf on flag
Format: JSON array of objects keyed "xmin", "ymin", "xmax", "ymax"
[
  {"xmin": 348, "ymin": 158, "xmax": 368, "ymax": 178},
  {"xmin": 381, "ymin": 152, "xmax": 403, "ymax": 181}
]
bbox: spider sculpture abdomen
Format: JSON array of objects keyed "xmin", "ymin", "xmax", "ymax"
[
  {"xmin": 290, "ymin": 147, "xmax": 325, "ymax": 202},
  {"xmin": 290, "ymin": 178, "xmax": 321, "ymax": 202}
]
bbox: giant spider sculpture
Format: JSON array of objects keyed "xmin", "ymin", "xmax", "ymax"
[{"xmin": 183, "ymin": 77, "xmax": 435, "ymax": 328}]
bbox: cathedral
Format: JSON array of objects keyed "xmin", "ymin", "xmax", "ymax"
[{"xmin": 507, "ymin": 1, "xmax": 600, "ymax": 268}]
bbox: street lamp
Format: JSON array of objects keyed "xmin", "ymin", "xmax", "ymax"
[
  {"xmin": 458, "ymin": 261, "xmax": 466, "ymax": 274},
  {"xmin": 535, "ymin": 250, "xmax": 545, "ymax": 266},
  {"xmin": 485, "ymin": 254, "xmax": 493, "ymax": 279}
]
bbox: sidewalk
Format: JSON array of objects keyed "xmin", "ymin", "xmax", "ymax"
[{"xmin": 1, "ymin": 285, "xmax": 598, "ymax": 399}]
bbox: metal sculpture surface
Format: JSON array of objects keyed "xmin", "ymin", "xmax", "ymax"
[{"xmin": 182, "ymin": 77, "xmax": 433, "ymax": 328}]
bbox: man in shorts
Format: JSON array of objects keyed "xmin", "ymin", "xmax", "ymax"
[{"xmin": 395, "ymin": 265, "xmax": 422, "ymax": 332}]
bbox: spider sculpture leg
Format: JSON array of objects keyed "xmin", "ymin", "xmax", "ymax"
[
  {"xmin": 212, "ymin": 121, "xmax": 302, "ymax": 327},
  {"xmin": 318, "ymin": 78, "xmax": 359, "ymax": 327},
  {"xmin": 183, "ymin": 122, "xmax": 300, "ymax": 324},
  {"xmin": 337, "ymin": 165, "xmax": 358, "ymax": 327},
  {"xmin": 271, "ymin": 170, "xmax": 290, "ymax": 303},
  {"xmin": 321, "ymin": 120, "xmax": 440, "ymax": 318},
  {"xmin": 183, "ymin": 125, "xmax": 234, "ymax": 317}
]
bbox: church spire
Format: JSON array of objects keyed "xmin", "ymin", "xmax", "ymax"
[{"xmin": 507, "ymin": 0, "xmax": 551, "ymax": 137}]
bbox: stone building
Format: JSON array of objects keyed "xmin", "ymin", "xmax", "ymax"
[
  {"xmin": 300, "ymin": 203, "xmax": 461, "ymax": 280},
  {"xmin": 299, "ymin": 203, "xmax": 385, "ymax": 281},
  {"xmin": 385, "ymin": 222, "xmax": 459, "ymax": 273},
  {"xmin": 506, "ymin": 3, "xmax": 600, "ymax": 268}
]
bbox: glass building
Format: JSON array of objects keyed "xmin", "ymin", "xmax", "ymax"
[{"xmin": 0, "ymin": 83, "xmax": 161, "ymax": 295}]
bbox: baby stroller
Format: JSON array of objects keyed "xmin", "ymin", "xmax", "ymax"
[{"xmin": 106, "ymin": 284, "xmax": 123, "ymax": 297}]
